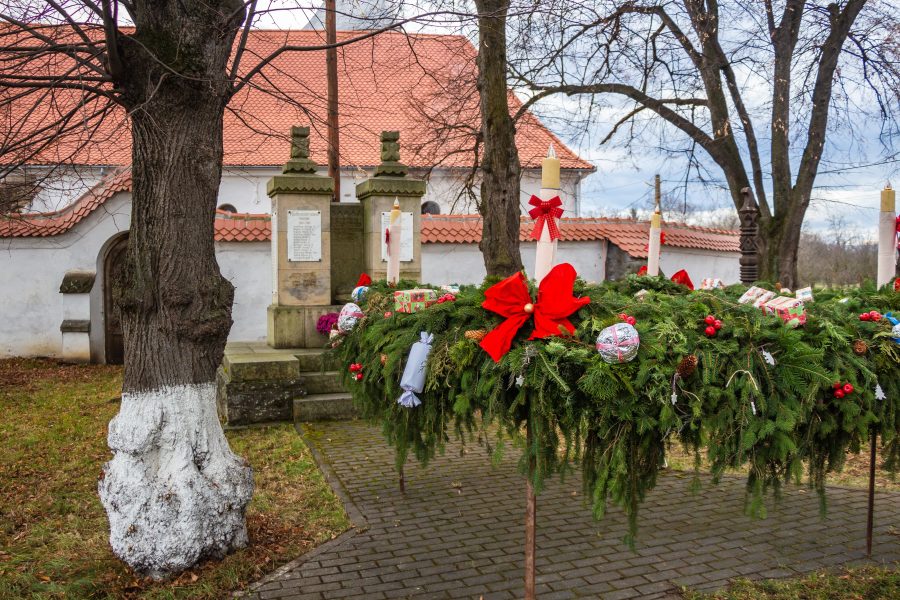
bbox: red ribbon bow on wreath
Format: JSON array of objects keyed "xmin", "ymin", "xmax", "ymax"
[
  {"xmin": 528, "ymin": 195, "xmax": 564, "ymax": 241},
  {"xmin": 479, "ymin": 263, "xmax": 590, "ymax": 362},
  {"xmin": 895, "ymin": 215, "xmax": 900, "ymax": 251}
]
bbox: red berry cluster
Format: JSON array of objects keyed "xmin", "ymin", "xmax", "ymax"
[
  {"xmin": 859, "ymin": 310, "xmax": 882, "ymax": 321},
  {"xmin": 436, "ymin": 293, "xmax": 456, "ymax": 304},
  {"xmin": 703, "ymin": 314, "xmax": 723, "ymax": 337},
  {"xmin": 618, "ymin": 313, "xmax": 637, "ymax": 326},
  {"xmin": 831, "ymin": 381, "xmax": 854, "ymax": 399},
  {"xmin": 348, "ymin": 363, "xmax": 364, "ymax": 381}
]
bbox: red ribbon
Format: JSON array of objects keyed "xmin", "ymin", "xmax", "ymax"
[
  {"xmin": 528, "ymin": 195, "xmax": 563, "ymax": 241},
  {"xmin": 479, "ymin": 263, "xmax": 590, "ymax": 362},
  {"xmin": 356, "ymin": 273, "xmax": 372, "ymax": 287},
  {"xmin": 670, "ymin": 269, "xmax": 694, "ymax": 290}
]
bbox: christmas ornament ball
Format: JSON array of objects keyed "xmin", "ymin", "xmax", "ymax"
[
  {"xmin": 704, "ymin": 325, "xmax": 716, "ymax": 337},
  {"xmin": 351, "ymin": 285, "xmax": 369, "ymax": 303},
  {"xmin": 337, "ymin": 303, "xmax": 364, "ymax": 332},
  {"xmin": 892, "ymin": 322, "xmax": 900, "ymax": 339},
  {"xmin": 595, "ymin": 323, "xmax": 640, "ymax": 364}
]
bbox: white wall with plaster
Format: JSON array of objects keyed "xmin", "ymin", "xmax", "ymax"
[{"xmin": 659, "ymin": 248, "xmax": 741, "ymax": 286}]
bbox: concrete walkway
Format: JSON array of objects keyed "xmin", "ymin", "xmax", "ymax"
[{"xmin": 241, "ymin": 420, "xmax": 900, "ymax": 600}]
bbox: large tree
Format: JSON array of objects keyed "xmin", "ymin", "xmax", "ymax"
[
  {"xmin": 0, "ymin": 0, "xmax": 430, "ymax": 577},
  {"xmin": 510, "ymin": 0, "xmax": 899, "ymax": 287},
  {"xmin": 474, "ymin": 0, "xmax": 524, "ymax": 276}
]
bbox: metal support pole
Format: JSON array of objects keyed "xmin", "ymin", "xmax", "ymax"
[
  {"xmin": 866, "ymin": 429, "xmax": 877, "ymax": 556},
  {"xmin": 325, "ymin": 0, "xmax": 341, "ymax": 201},
  {"xmin": 525, "ymin": 417, "xmax": 536, "ymax": 600}
]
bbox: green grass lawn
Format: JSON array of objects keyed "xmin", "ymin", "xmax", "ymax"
[
  {"xmin": 0, "ymin": 358, "xmax": 348, "ymax": 600},
  {"xmin": 684, "ymin": 566, "xmax": 900, "ymax": 599}
]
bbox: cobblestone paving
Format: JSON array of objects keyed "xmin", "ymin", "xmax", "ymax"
[{"xmin": 242, "ymin": 420, "xmax": 900, "ymax": 599}]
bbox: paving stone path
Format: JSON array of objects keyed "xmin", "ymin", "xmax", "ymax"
[{"xmin": 242, "ymin": 420, "xmax": 900, "ymax": 599}]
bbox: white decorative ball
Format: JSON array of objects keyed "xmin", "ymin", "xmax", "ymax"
[
  {"xmin": 351, "ymin": 286, "xmax": 369, "ymax": 303},
  {"xmin": 338, "ymin": 303, "xmax": 364, "ymax": 333},
  {"xmin": 596, "ymin": 323, "xmax": 640, "ymax": 364}
]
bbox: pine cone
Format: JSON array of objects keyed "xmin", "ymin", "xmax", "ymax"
[
  {"xmin": 380, "ymin": 353, "xmax": 388, "ymax": 365},
  {"xmin": 465, "ymin": 329, "xmax": 487, "ymax": 341},
  {"xmin": 677, "ymin": 355, "xmax": 698, "ymax": 378},
  {"xmin": 853, "ymin": 339, "xmax": 868, "ymax": 356}
]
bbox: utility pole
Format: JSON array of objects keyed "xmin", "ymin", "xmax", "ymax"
[{"xmin": 325, "ymin": 0, "xmax": 341, "ymax": 201}]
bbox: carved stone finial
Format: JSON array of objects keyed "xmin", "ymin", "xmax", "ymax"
[
  {"xmin": 283, "ymin": 126, "xmax": 318, "ymax": 174},
  {"xmin": 738, "ymin": 187, "xmax": 760, "ymax": 285},
  {"xmin": 375, "ymin": 131, "xmax": 408, "ymax": 177}
]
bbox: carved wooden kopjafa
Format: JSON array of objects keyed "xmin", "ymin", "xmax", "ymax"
[{"xmin": 739, "ymin": 187, "xmax": 760, "ymax": 285}]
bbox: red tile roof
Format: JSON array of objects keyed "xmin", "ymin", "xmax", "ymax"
[
  {"xmin": 2, "ymin": 172, "xmax": 736, "ymax": 256},
  {"xmin": 214, "ymin": 211, "xmax": 271, "ymax": 242},
  {"xmin": 0, "ymin": 169, "xmax": 132, "ymax": 237},
  {"xmin": 421, "ymin": 214, "xmax": 739, "ymax": 258},
  {"xmin": 2, "ymin": 29, "xmax": 592, "ymax": 171},
  {"xmin": 0, "ymin": 169, "xmax": 268, "ymax": 242}
]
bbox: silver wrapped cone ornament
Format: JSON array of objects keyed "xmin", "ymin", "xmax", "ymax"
[
  {"xmin": 351, "ymin": 285, "xmax": 369, "ymax": 303},
  {"xmin": 398, "ymin": 332, "xmax": 433, "ymax": 408},
  {"xmin": 337, "ymin": 303, "xmax": 364, "ymax": 333},
  {"xmin": 596, "ymin": 322, "xmax": 640, "ymax": 364}
]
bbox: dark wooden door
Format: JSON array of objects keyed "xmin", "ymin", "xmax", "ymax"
[{"xmin": 104, "ymin": 234, "xmax": 128, "ymax": 364}]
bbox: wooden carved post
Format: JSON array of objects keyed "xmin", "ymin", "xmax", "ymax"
[{"xmin": 738, "ymin": 187, "xmax": 760, "ymax": 285}]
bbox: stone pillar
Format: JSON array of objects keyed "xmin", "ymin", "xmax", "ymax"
[
  {"xmin": 356, "ymin": 131, "xmax": 426, "ymax": 282},
  {"xmin": 738, "ymin": 187, "xmax": 760, "ymax": 285},
  {"xmin": 267, "ymin": 126, "xmax": 337, "ymax": 348},
  {"xmin": 59, "ymin": 270, "xmax": 95, "ymax": 362}
]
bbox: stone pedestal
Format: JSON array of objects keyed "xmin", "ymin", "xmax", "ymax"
[
  {"xmin": 356, "ymin": 131, "xmax": 426, "ymax": 282},
  {"xmin": 266, "ymin": 126, "xmax": 335, "ymax": 349}
]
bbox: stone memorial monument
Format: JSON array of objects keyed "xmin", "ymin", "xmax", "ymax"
[{"xmin": 217, "ymin": 128, "xmax": 424, "ymax": 427}]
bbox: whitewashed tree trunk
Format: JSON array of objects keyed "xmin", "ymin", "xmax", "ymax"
[{"xmin": 99, "ymin": 383, "xmax": 253, "ymax": 579}]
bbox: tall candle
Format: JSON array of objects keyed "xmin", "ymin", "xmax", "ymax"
[
  {"xmin": 541, "ymin": 143, "xmax": 560, "ymax": 189},
  {"xmin": 387, "ymin": 198, "xmax": 402, "ymax": 285},
  {"xmin": 877, "ymin": 183, "xmax": 896, "ymax": 287},
  {"xmin": 647, "ymin": 210, "xmax": 662, "ymax": 277},
  {"xmin": 534, "ymin": 145, "xmax": 560, "ymax": 283}
]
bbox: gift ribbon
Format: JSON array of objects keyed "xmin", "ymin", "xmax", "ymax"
[
  {"xmin": 596, "ymin": 325, "xmax": 639, "ymax": 362},
  {"xmin": 479, "ymin": 263, "xmax": 589, "ymax": 362},
  {"xmin": 528, "ymin": 195, "xmax": 563, "ymax": 241}
]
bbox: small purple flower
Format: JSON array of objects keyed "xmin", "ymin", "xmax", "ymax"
[{"xmin": 317, "ymin": 312, "xmax": 339, "ymax": 336}]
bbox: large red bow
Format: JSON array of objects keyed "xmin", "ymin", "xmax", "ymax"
[
  {"xmin": 479, "ymin": 263, "xmax": 590, "ymax": 362},
  {"xmin": 528, "ymin": 195, "xmax": 563, "ymax": 241},
  {"xmin": 670, "ymin": 269, "xmax": 694, "ymax": 290}
]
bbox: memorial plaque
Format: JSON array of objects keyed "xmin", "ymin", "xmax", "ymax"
[
  {"xmin": 287, "ymin": 209, "xmax": 322, "ymax": 262},
  {"xmin": 380, "ymin": 211, "xmax": 414, "ymax": 262}
]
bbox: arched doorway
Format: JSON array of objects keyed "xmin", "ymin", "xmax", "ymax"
[{"xmin": 103, "ymin": 233, "xmax": 128, "ymax": 364}]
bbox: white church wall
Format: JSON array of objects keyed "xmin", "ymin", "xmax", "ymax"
[
  {"xmin": 422, "ymin": 240, "xmax": 606, "ymax": 285},
  {"xmin": 659, "ymin": 248, "xmax": 741, "ymax": 285},
  {"xmin": 0, "ymin": 192, "xmax": 132, "ymax": 359},
  {"xmin": 217, "ymin": 241, "xmax": 270, "ymax": 342},
  {"xmin": 417, "ymin": 168, "xmax": 584, "ymax": 216}
]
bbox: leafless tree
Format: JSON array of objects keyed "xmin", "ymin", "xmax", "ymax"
[{"xmin": 508, "ymin": 0, "xmax": 900, "ymax": 288}]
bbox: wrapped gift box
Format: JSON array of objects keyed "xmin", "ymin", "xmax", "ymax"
[
  {"xmin": 762, "ymin": 296, "xmax": 806, "ymax": 327},
  {"xmin": 738, "ymin": 285, "xmax": 769, "ymax": 304},
  {"xmin": 795, "ymin": 286, "xmax": 814, "ymax": 303},
  {"xmin": 393, "ymin": 289, "xmax": 438, "ymax": 313},
  {"xmin": 752, "ymin": 290, "xmax": 777, "ymax": 308},
  {"xmin": 700, "ymin": 278, "xmax": 725, "ymax": 290}
]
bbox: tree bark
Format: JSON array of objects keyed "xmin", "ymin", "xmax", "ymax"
[
  {"xmin": 475, "ymin": 0, "xmax": 524, "ymax": 277},
  {"xmin": 98, "ymin": 0, "xmax": 253, "ymax": 579}
]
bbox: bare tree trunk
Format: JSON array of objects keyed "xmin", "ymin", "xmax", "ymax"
[
  {"xmin": 475, "ymin": 0, "xmax": 523, "ymax": 277},
  {"xmin": 98, "ymin": 1, "xmax": 253, "ymax": 579}
]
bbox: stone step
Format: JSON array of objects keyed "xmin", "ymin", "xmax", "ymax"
[
  {"xmin": 294, "ymin": 392, "xmax": 358, "ymax": 422},
  {"xmin": 299, "ymin": 370, "xmax": 345, "ymax": 395},
  {"xmin": 294, "ymin": 348, "xmax": 340, "ymax": 373}
]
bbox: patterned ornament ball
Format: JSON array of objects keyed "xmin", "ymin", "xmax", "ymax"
[
  {"xmin": 337, "ymin": 303, "xmax": 364, "ymax": 333},
  {"xmin": 852, "ymin": 339, "xmax": 868, "ymax": 355},
  {"xmin": 596, "ymin": 323, "xmax": 640, "ymax": 364},
  {"xmin": 351, "ymin": 286, "xmax": 369, "ymax": 303}
]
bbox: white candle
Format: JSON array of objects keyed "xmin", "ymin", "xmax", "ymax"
[
  {"xmin": 534, "ymin": 146, "xmax": 560, "ymax": 284},
  {"xmin": 387, "ymin": 198, "xmax": 402, "ymax": 285},
  {"xmin": 647, "ymin": 210, "xmax": 662, "ymax": 277},
  {"xmin": 877, "ymin": 184, "xmax": 896, "ymax": 288}
]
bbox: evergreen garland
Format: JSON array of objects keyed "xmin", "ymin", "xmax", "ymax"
[{"xmin": 335, "ymin": 275, "xmax": 900, "ymax": 542}]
